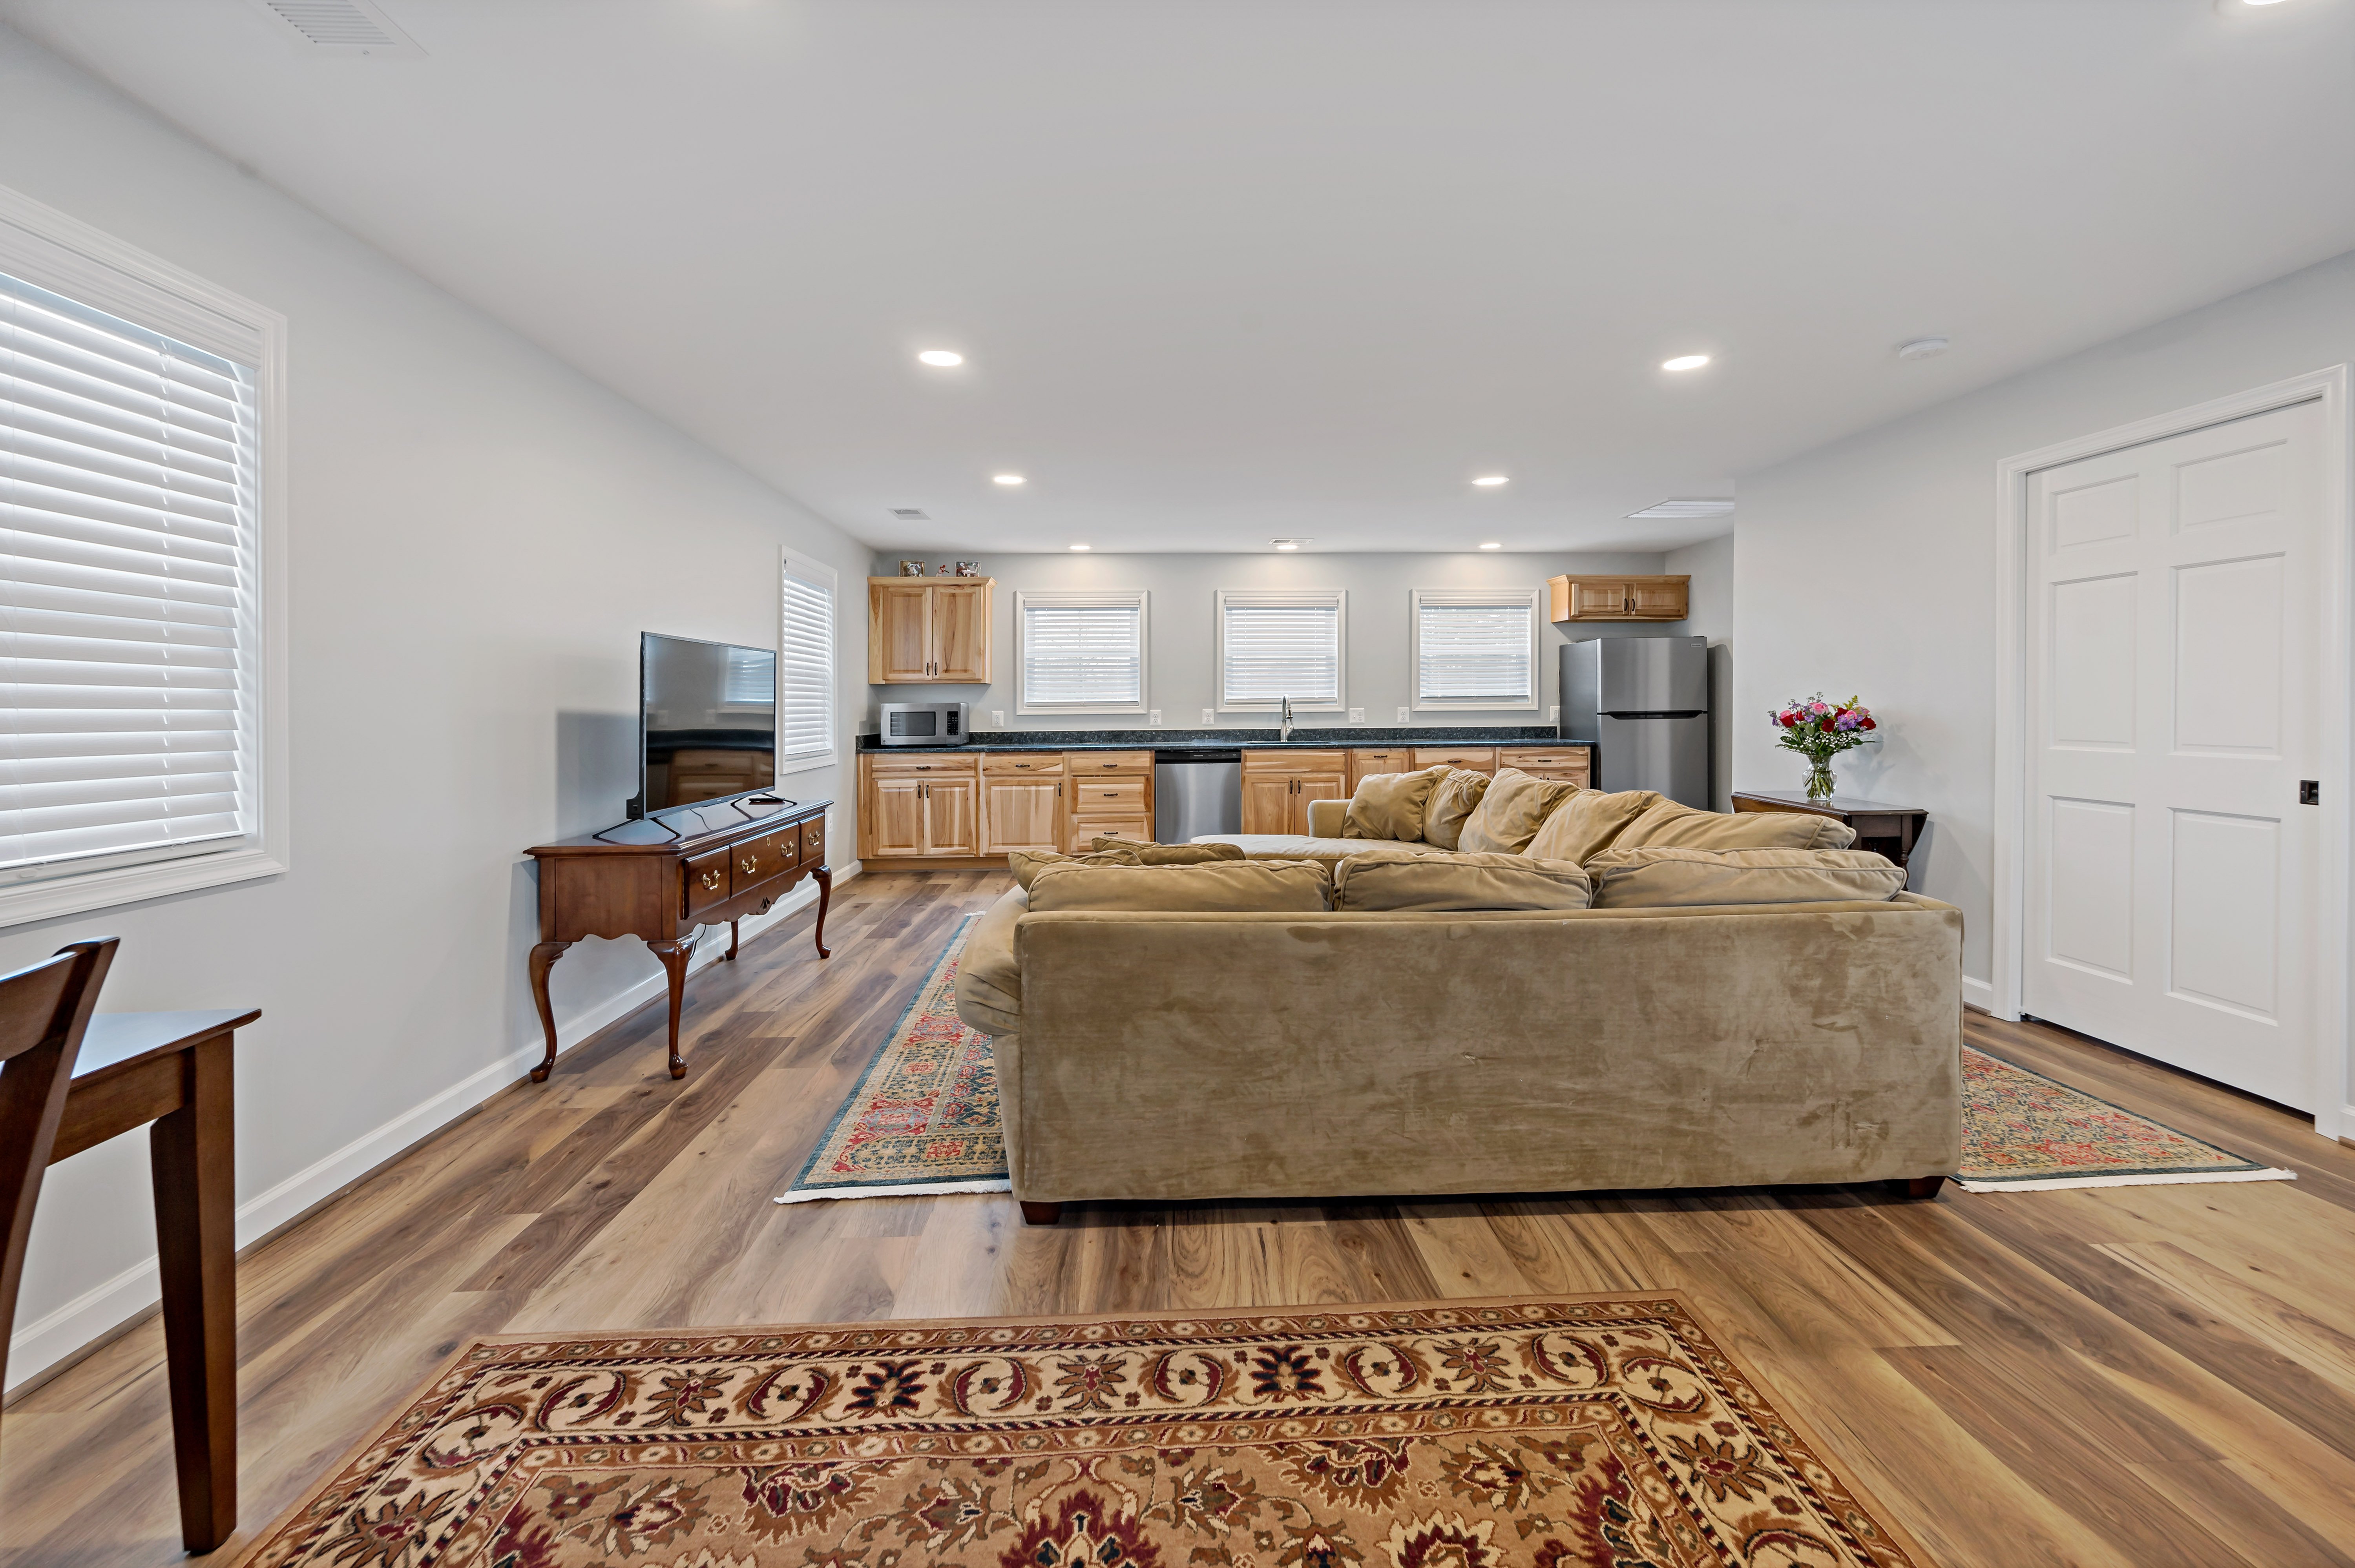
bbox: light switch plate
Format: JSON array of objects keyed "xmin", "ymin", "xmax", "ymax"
[
  {"xmin": 1149, "ymin": 709, "xmax": 1162, "ymax": 726},
  {"xmin": 1202, "ymin": 708, "xmax": 1215, "ymax": 725},
  {"xmin": 992, "ymin": 711, "xmax": 1006, "ymax": 727},
  {"xmin": 1396, "ymin": 706, "xmax": 1409, "ymax": 723},
  {"xmin": 1548, "ymin": 705, "xmax": 1560, "ymax": 723},
  {"xmin": 1348, "ymin": 707, "xmax": 1365, "ymax": 723}
]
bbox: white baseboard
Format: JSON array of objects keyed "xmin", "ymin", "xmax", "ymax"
[
  {"xmin": 1961, "ymin": 974, "xmax": 1995, "ymax": 1014},
  {"xmin": 6, "ymin": 867, "xmax": 853, "ymax": 1396}
]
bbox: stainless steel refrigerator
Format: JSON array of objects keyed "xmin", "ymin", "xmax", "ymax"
[{"xmin": 1561, "ymin": 636, "xmax": 1710, "ymax": 807}]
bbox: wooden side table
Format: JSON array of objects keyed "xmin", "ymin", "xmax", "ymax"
[{"xmin": 1731, "ymin": 790, "xmax": 1929, "ymax": 872}]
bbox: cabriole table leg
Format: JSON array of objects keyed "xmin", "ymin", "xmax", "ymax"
[
  {"xmin": 527, "ymin": 940, "xmax": 571, "ymax": 1083},
  {"xmin": 648, "ymin": 936, "xmax": 697, "ymax": 1079}
]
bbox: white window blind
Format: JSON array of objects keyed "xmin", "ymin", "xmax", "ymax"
[
  {"xmin": 1415, "ymin": 593, "xmax": 1536, "ymax": 705},
  {"xmin": 1219, "ymin": 591, "xmax": 1344, "ymax": 708},
  {"xmin": 778, "ymin": 556, "xmax": 835, "ymax": 764},
  {"xmin": 1019, "ymin": 592, "xmax": 1146, "ymax": 711},
  {"xmin": 1, "ymin": 267, "xmax": 258, "ymax": 877}
]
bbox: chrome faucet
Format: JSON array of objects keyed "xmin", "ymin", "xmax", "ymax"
[{"xmin": 1279, "ymin": 695, "xmax": 1294, "ymax": 743}]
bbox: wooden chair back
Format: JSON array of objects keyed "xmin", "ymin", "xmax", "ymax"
[{"xmin": 0, "ymin": 938, "xmax": 119, "ymax": 1402}]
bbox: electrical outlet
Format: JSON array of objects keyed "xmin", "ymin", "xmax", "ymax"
[
  {"xmin": 992, "ymin": 710, "xmax": 1005, "ymax": 727},
  {"xmin": 1149, "ymin": 708, "xmax": 1163, "ymax": 726},
  {"xmin": 1548, "ymin": 705, "xmax": 1560, "ymax": 724},
  {"xmin": 1202, "ymin": 708, "xmax": 1215, "ymax": 725},
  {"xmin": 1348, "ymin": 707, "xmax": 1365, "ymax": 724},
  {"xmin": 1396, "ymin": 706, "xmax": 1409, "ymax": 723}
]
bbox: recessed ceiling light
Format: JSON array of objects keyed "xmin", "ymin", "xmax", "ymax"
[
  {"xmin": 993, "ymin": 473, "xmax": 1025, "ymax": 485},
  {"xmin": 916, "ymin": 349, "xmax": 963, "ymax": 367},
  {"xmin": 1478, "ymin": 542, "xmax": 1502, "ymax": 550},
  {"xmin": 1626, "ymin": 498, "xmax": 1735, "ymax": 520},
  {"xmin": 1472, "ymin": 475, "xmax": 1509, "ymax": 487},
  {"xmin": 1661, "ymin": 354, "xmax": 1711, "ymax": 372},
  {"xmin": 1068, "ymin": 543, "xmax": 1090, "ymax": 551},
  {"xmin": 1271, "ymin": 539, "xmax": 1309, "ymax": 551},
  {"xmin": 1897, "ymin": 337, "xmax": 1950, "ymax": 360}
]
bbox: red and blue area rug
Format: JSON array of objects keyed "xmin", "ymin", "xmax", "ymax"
[{"xmin": 776, "ymin": 917, "xmax": 2292, "ymax": 1203}]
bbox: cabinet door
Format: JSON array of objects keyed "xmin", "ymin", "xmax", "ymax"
[
  {"xmin": 1566, "ymin": 579, "xmax": 1630, "ymax": 619},
  {"xmin": 1349, "ymin": 749, "xmax": 1409, "ymax": 788},
  {"xmin": 924, "ymin": 777, "xmax": 980, "ymax": 855},
  {"xmin": 1628, "ymin": 579, "xmax": 1689, "ymax": 620},
  {"xmin": 869, "ymin": 776, "xmax": 926, "ymax": 857},
  {"xmin": 1289, "ymin": 770, "xmax": 1348, "ymax": 835},
  {"xmin": 931, "ymin": 583, "xmax": 991, "ymax": 683},
  {"xmin": 984, "ymin": 776, "xmax": 1064, "ymax": 855},
  {"xmin": 870, "ymin": 583, "xmax": 934, "ymax": 682},
  {"xmin": 1240, "ymin": 773, "xmax": 1294, "ymax": 835}
]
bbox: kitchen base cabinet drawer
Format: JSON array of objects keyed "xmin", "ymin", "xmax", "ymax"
[
  {"xmin": 1072, "ymin": 815, "xmax": 1153, "ymax": 849},
  {"xmin": 1072, "ymin": 750, "xmax": 1154, "ymax": 775},
  {"xmin": 982, "ymin": 752, "xmax": 1066, "ymax": 776},
  {"xmin": 1413, "ymin": 747, "xmax": 1497, "ymax": 773},
  {"xmin": 1071, "ymin": 777, "xmax": 1146, "ymax": 814},
  {"xmin": 866, "ymin": 754, "xmax": 978, "ymax": 777},
  {"xmin": 1497, "ymin": 748, "xmax": 1592, "ymax": 786}
]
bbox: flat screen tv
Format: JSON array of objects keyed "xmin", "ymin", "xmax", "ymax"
[{"xmin": 635, "ymin": 632, "xmax": 776, "ymax": 816}]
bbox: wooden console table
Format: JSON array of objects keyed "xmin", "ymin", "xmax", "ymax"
[
  {"xmin": 525, "ymin": 797, "xmax": 832, "ymax": 1080},
  {"xmin": 1732, "ymin": 789, "xmax": 1929, "ymax": 871},
  {"xmin": 53, "ymin": 1008, "xmax": 258, "ymax": 1553}
]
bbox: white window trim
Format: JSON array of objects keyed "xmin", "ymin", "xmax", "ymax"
[
  {"xmin": 776, "ymin": 550, "xmax": 839, "ymax": 776},
  {"xmin": 0, "ymin": 182, "xmax": 289, "ymax": 930},
  {"xmin": 1409, "ymin": 586, "xmax": 1543, "ymax": 713},
  {"xmin": 1215, "ymin": 588, "xmax": 1348, "ymax": 713},
  {"xmin": 1015, "ymin": 589, "xmax": 1150, "ymax": 715}
]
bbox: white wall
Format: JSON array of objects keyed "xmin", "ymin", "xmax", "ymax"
[
  {"xmin": 1733, "ymin": 246, "xmax": 2355, "ymax": 1033},
  {"xmin": 0, "ymin": 29, "xmax": 870, "ymax": 1388},
  {"xmin": 1665, "ymin": 534, "xmax": 1733, "ymax": 810},
  {"xmin": 868, "ymin": 549, "xmax": 1713, "ymax": 731}
]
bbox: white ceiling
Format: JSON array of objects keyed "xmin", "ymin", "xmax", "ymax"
[{"xmin": 7, "ymin": 0, "xmax": 2353, "ymax": 554}]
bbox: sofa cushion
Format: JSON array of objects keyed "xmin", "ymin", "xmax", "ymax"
[
  {"xmin": 1333, "ymin": 848, "xmax": 1591, "ymax": 912},
  {"xmin": 1191, "ymin": 833, "xmax": 1361, "ymax": 862},
  {"xmin": 1616, "ymin": 798, "xmax": 1858, "ymax": 851},
  {"xmin": 1088, "ymin": 837, "xmax": 1246, "ymax": 864},
  {"xmin": 1457, "ymin": 767, "xmax": 1581, "ymax": 854},
  {"xmin": 1027, "ymin": 857, "xmax": 1333, "ymax": 912},
  {"xmin": 1585, "ymin": 846, "xmax": 1904, "ymax": 908},
  {"xmin": 1419, "ymin": 769, "xmax": 1491, "ymax": 851},
  {"xmin": 1343, "ymin": 765, "xmax": 1450, "ymax": 841},
  {"xmin": 1523, "ymin": 788, "xmax": 1658, "ymax": 864},
  {"xmin": 1006, "ymin": 844, "xmax": 1141, "ymax": 890},
  {"xmin": 953, "ymin": 886, "xmax": 1026, "ymax": 1034}
]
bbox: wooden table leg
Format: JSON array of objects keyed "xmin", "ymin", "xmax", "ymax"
[
  {"xmin": 725, "ymin": 919, "xmax": 741, "ymax": 962},
  {"xmin": 527, "ymin": 941, "xmax": 571, "ymax": 1083},
  {"xmin": 648, "ymin": 937, "xmax": 696, "ymax": 1079},
  {"xmin": 812, "ymin": 866, "xmax": 833, "ymax": 959},
  {"xmin": 150, "ymin": 1032, "xmax": 236, "ymax": 1552}
]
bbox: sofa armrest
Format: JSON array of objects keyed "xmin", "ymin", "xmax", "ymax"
[{"xmin": 1307, "ymin": 798, "xmax": 1349, "ymax": 837}]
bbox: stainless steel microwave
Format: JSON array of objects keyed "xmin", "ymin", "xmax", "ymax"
[{"xmin": 877, "ymin": 702, "xmax": 969, "ymax": 746}]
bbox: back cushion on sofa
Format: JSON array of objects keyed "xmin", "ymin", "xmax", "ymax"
[
  {"xmin": 1457, "ymin": 767, "xmax": 1582, "ymax": 854},
  {"xmin": 1334, "ymin": 850, "xmax": 1590, "ymax": 912},
  {"xmin": 1343, "ymin": 765, "xmax": 1450, "ymax": 841},
  {"xmin": 1522, "ymin": 788, "xmax": 1658, "ymax": 865},
  {"xmin": 1615, "ymin": 798, "xmax": 1858, "ymax": 851},
  {"xmin": 1088, "ymin": 837, "xmax": 1247, "ymax": 864},
  {"xmin": 1419, "ymin": 769, "xmax": 1491, "ymax": 850},
  {"xmin": 1585, "ymin": 846, "xmax": 1903, "ymax": 908},
  {"xmin": 1006, "ymin": 844, "xmax": 1142, "ymax": 890},
  {"xmin": 1025, "ymin": 857, "xmax": 1333, "ymax": 912}
]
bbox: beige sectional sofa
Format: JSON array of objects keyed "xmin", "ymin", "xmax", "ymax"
[{"xmin": 955, "ymin": 770, "xmax": 1964, "ymax": 1223}]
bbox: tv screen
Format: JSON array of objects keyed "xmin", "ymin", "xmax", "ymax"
[{"xmin": 639, "ymin": 632, "xmax": 776, "ymax": 813}]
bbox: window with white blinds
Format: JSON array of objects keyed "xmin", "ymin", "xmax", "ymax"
[
  {"xmin": 777, "ymin": 554, "xmax": 836, "ymax": 768},
  {"xmin": 1, "ymin": 265, "xmax": 262, "ymax": 884},
  {"xmin": 1017, "ymin": 591, "xmax": 1147, "ymax": 713},
  {"xmin": 1217, "ymin": 589, "xmax": 1345, "ymax": 709},
  {"xmin": 1411, "ymin": 587, "xmax": 1540, "ymax": 711}
]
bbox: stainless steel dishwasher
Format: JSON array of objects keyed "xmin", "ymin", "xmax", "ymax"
[{"xmin": 1154, "ymin": 748, "xmax": 1241, "ymax": 842}]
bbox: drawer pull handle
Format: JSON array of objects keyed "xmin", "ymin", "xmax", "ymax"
[
  {"xmin": 741, "ymin": 856, "xmax": 759, "ymax": 875},
  {"xmin": 701, "ymin": 869, "xmax": 722, "ymax": 892}
]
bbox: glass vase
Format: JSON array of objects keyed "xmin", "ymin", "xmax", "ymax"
[{"xmin": 1803, "ymin": 758, "xmax": 1837, "ymax": 802}]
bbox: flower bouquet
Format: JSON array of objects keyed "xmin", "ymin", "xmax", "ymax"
[{"xmin": 1771, "ymin": 693, "xmax": 1877, "ymax": 802}]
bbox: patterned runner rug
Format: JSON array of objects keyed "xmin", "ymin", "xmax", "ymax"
[
  {"xmin": 774, "ymin": 917, "xmax": 2291, "ymax": 1202},
  {"xmin": 241, "ymin": 1294, "xmax": 1930, "ymax": 1568}
]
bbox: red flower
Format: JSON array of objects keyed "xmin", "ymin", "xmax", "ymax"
[{"xmin": 1860, "ymin": 717, "xmax": 1876, "ymax": 729}]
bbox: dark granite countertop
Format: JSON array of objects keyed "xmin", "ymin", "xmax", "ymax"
[{"xmin": 856, "ymin": 726, "xmax": 1592, "ymax": 755}]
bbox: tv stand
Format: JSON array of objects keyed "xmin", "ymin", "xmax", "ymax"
[{"xmin": 524, "ymin": 797, "xmax": 832, "ymax": 1080}]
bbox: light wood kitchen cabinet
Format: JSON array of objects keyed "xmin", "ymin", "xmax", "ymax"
[
  {"xmin": 1065, "ymin": 751, "xmax": 1154, "ymax": 848},
  {"xmin": 1240, "ymin": 750, "xmax": 1347, "ymax": 835},
  {"xmin": 982, "ymin": 773, "xmax": 1064, "ymax": 855},
  {"xmin": 867, "ymin": 576, "xmax": 995, "ymax": 683},
  {"xmin": 1497, "ymin": 747, "xmax": 1592, "ymax": 787},
  {"xmin": 1411, "ymin": 746, "xmax": 1497, "ymax": 774},
  {"xmin": 1547, "ymin": 574, "xmax": 1690, "ymax": 623},
  {"xmin": 1349, "ymin": 748, "xmax": 1411, "ymax": 788},
  {"xmin": 861, "ymin": 754, "xmax": 980, "ymax": 857},
  {"xmin": 866, "ymin": 773, "xmax": 926, "ymax": 857}
]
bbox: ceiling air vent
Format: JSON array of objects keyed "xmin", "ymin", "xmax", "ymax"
[
  {"xmin": 890, "ymin": 508, "xmax": 929, "ymax": 521},
  {"xmin": 247, "ymin": 0, "xmax": 425, "ymax": 57},
  {"xmin": 1625, "ymin": 498, "xmax": 1734, "ymax": 520}
]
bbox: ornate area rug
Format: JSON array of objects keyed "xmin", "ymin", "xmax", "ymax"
[
  {"xmin": 241, "ymin": 1295, "xmax": 1928, "ymax": 1568},
  {"xmin": 1957, "ymin": 1045, "xmax": 2293, "ymax": 1193},
  {"xmin": 776, "ymin": 913, "xmax": 1011, "ymax": 1203}
]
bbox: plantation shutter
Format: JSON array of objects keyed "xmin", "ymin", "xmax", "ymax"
[
  {"xmin": 1221, "ymin": 594, "xmax": 1341, "ymax": 705},
  {"xmin": 1417, "ymin": 598, "xmax": 1534, "ymax": 702},
  {"xmin": 0, "ymin": 267, "xmax": 257, "ymax": 876},
  {"xmin": 1021, "ymin": 596, "xmax": 1143, "ymax": 708},
  {"xmin": 777, "ymin": 557, "xmax": 834, "ymax": 763}
]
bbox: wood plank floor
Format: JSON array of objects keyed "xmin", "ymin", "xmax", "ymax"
[{"xmin": 6, "ymin": 868, "xmax": 2355, "ymax": 1565}]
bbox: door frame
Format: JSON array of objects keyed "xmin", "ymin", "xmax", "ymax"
[{"xmin": 1991, "ymin": 364, "xmax": 2353, "ymax": 1138}]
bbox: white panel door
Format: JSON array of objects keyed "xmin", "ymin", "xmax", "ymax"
[{"xmin": 2023, "ymin": 400, "xmax": 2323, "ymax": 1107}]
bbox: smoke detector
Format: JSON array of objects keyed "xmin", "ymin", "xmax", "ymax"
[
  {"xmin": 1624, "ymin": 498, "xmax": 1734, "ymax": 520},
  {"xmin": 247, "ymin": 0, "xmax": 424, "ymax": 57},
  {"xmin": 1897, "ymin": 337, "xmax": 1950, "ymax": 360},
  {"xmin": 889, "ymin": 508, "xmax": 929, "ymax": 521}
]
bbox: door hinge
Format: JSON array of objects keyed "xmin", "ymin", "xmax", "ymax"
[{"xmin": 2300, "ymin": 780, "xmax": 2320, "ymax": 806}]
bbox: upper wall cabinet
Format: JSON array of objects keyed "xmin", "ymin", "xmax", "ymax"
[
  {"xmin": 1547, "ymin": 574, "xmax": 1690, "ymax": 623},
  {"xmin": 868, "ymin": 577, "xmax": 995, "ymax": 684}
]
